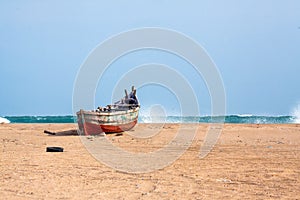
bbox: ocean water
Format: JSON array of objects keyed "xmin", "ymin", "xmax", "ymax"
[{"xmin": 1, "ymin": 115, "xmax": 299, "ymax": 124}]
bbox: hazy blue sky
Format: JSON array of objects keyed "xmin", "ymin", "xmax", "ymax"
[{"xmin": 1, "ymin": 1, "xmax": 300, "ymax": 116}]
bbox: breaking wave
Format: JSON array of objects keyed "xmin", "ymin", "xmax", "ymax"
[
  {"xmin": 0, "ymin": 117, "xmax": 10, "ymax": 124},
  {"xmin": 291, "ymin": 103, "xmax": 300, "ymax": 123}
]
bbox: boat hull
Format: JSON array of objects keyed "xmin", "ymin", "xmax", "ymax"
[{"xmin": 77, "ymin": 107, "xmax": 139, "ymax": 135}]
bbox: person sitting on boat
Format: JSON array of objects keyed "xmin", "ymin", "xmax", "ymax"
[
  {"xmin": 129, "ymin": 86, "xmax": 138, "ymax": 104},
  {"xmin": 125, "ymin": 87, "xmax": 138, "ymax": 105},
  {"xmin": 114, "ymin": 87, "xmax": 138, "ymax": 107}
]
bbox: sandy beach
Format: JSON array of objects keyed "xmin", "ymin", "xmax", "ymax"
[{"xmin": 1, "ymin": 123, "xmax": 299, "ymax": 199}]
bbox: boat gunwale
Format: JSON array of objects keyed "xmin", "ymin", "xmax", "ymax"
[{"xmin": 76, "ymin": 106, "xmax": 140, "ymax": 117}]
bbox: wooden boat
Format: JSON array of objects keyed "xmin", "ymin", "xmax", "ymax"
[{"xmin": 76, "ymin": 87, "xmax": 140, "ymax": 135}]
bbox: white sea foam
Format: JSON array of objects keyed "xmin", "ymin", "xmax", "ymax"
[
  {"xmin": 236, "ymin": 114, "xmax": 254, "ymax": 117},
  {"xmin": 0, "ymin": 117, "xmax": 10, "ymax": 124},
  {"xmin": 292, "ymin": 103, "xmax": 300, "ymax": 123}
]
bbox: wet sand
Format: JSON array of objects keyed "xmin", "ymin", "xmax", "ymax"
[{"xmin": 1, "ymin": 123, "xmax": 299, "ymax": 199}]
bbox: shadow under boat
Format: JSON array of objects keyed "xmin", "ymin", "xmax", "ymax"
[{"xmin": 43, "ymin": 129, "xmax": 123, "ymax": 136}]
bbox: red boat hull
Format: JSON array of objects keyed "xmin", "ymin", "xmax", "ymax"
[
  {"xmin": 100, "ymin": 119, "xmax": 137, "ymax": 133},
  {"xmin": 78, "ymin": 120, "xmax": 138, "ymax": 135}
]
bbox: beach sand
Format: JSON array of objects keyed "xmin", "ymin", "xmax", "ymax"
[{"xmin": 1, "ymin": 123, "xmax": 299, "ymax": 199}]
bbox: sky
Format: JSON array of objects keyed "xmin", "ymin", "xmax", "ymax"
[{"xmin": 1, "ymin": 0, "xmax": 300, "ymax": 116}]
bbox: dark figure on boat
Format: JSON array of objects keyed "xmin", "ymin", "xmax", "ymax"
[
  {"xmin": 114, "ymin": 86, "xmax": 139, "ymax": 106},
  {"xmin": 92, "ymin": 86, "xmax": 139, "ymax": 112},
  {"xmin": 124, "ymin": 86, "xmax": 138, "ymax": 105}
]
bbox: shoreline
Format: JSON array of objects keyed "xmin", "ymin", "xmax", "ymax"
[
  {"xmin": 2, "ymin": 114, "xmax": 299, "ymax": 124},
  {"xmin": 1, "ymin": 123, "xmax": 299, "ymax": 199},
  {"xmin": 3, "ymin": 123, "xmax": 300, "ymax": 126}
]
